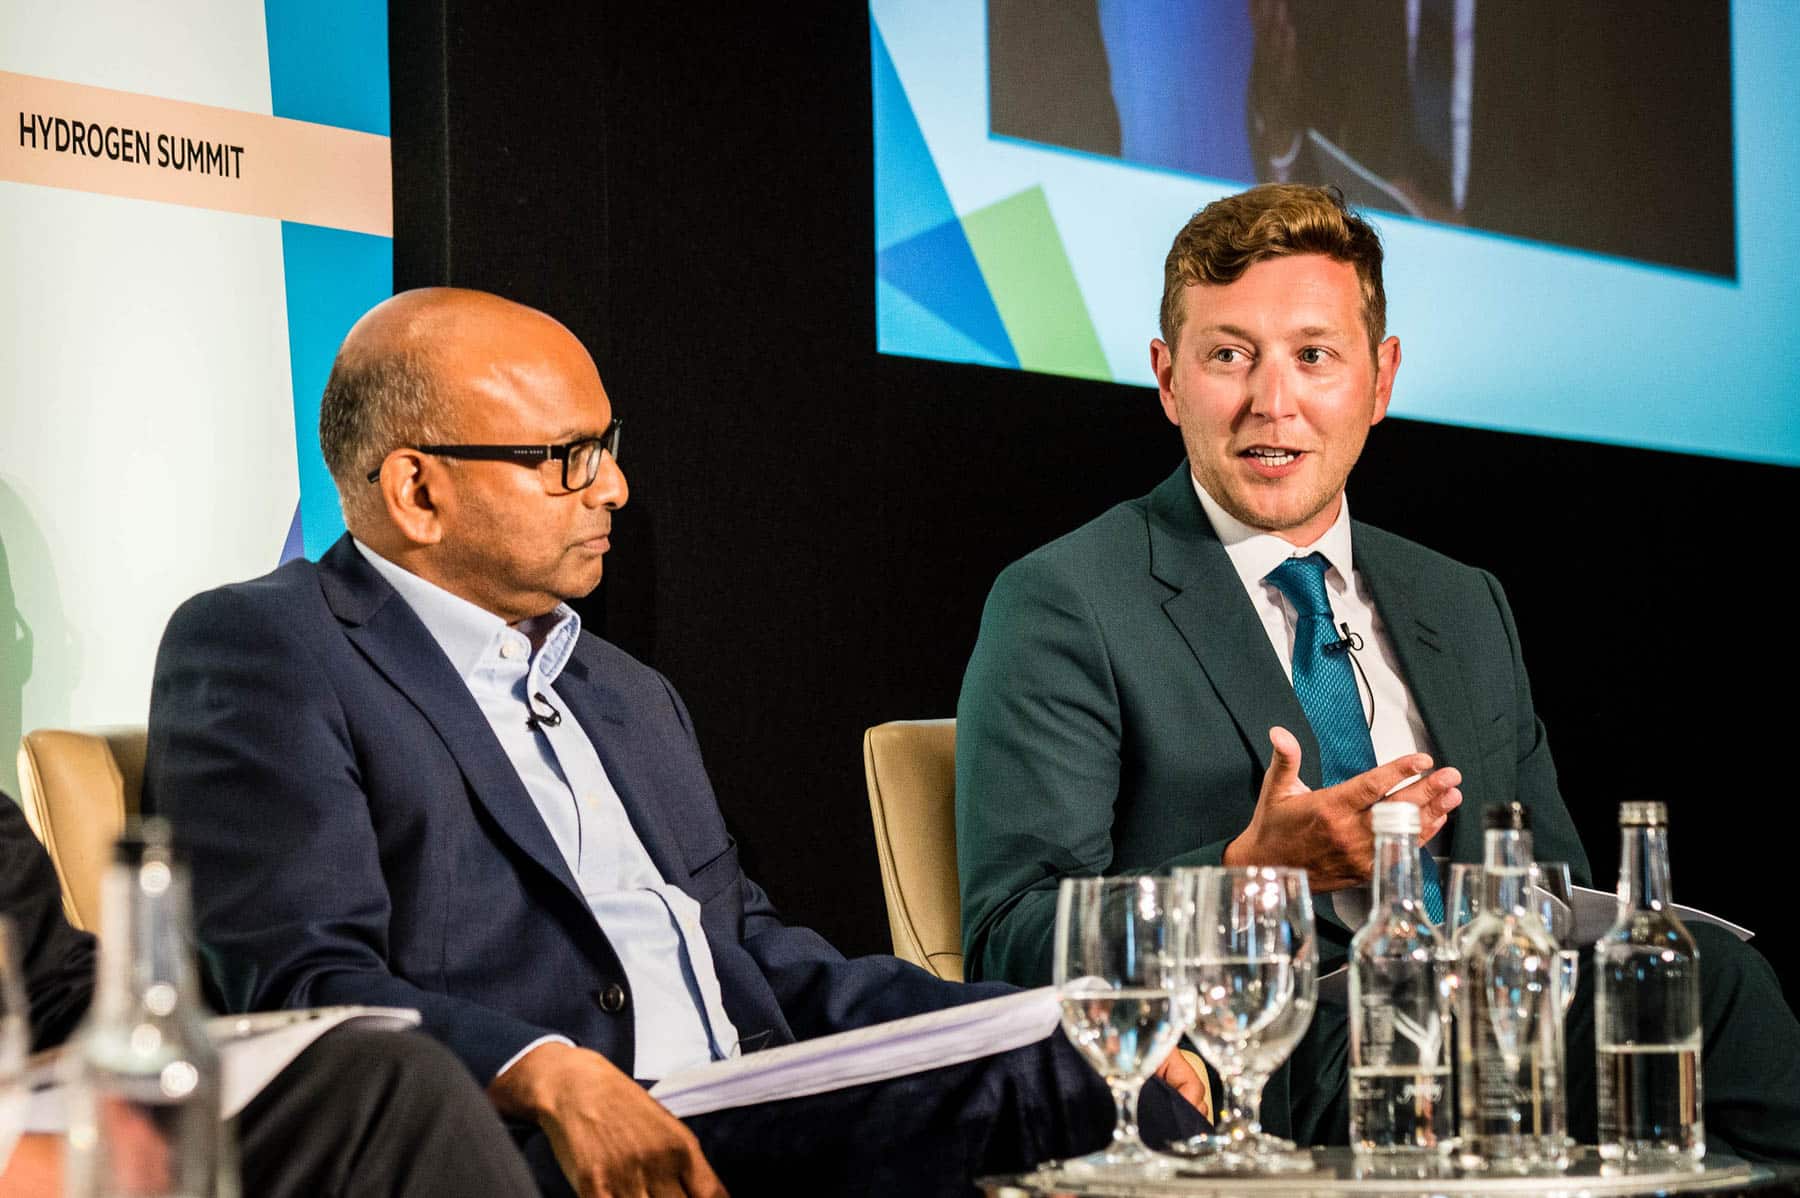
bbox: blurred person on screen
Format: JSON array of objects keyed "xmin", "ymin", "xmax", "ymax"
[
  {"xmin": 1242, "ymin": 0, "xmax": 1732, "ymax": 276},
  {"xmin": 989, "ymin": 0, "xmax": 1734, "ymax": 274}
]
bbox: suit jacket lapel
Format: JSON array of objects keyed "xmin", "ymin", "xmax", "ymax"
[
  {"xmin": 555, "ymin": 650, "xmax": 693, "ymax": 888},
  {"xmin": 317, "ymin": 537, "xmax": 588, "ymax": 906},
  {"xmin": 1147, "ymin": 468, "xmax": 1323, "ymax": 788},
  {"xmin": 1352, "ymin": 525, "xmax": 1483, "ymax": 860}
]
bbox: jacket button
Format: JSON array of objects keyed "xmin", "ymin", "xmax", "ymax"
[{"xmin": 599, "ymin": 983, "xmax": 627, "ymax": 1013}]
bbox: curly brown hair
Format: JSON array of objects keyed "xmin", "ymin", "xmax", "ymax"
[{"xmin": 1159, "ymin": 183, "xmax": 1386, "ymax": 355}]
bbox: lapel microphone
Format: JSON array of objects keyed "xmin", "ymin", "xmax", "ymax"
[
  {"xmin": 1322, "ymin": 622, "xmax": 1376, "ymax": 733},
  {"xmin": 525, "ymin": 691, "xmax": 563, "ymax": 732},
  {"xmin": 1323, "ymin": 621, "xmax": 1365, "ymax": 656}
]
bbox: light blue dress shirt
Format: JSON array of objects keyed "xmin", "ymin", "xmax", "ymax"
[{"xmin": 354, "ymin": 541, "xmax": 739, "ymax": 1079}]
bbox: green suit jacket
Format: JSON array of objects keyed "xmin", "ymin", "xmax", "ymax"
[
  {"xmin": 955, "ymin": 467, "xmax": 1800, "ymax": 1156},
  {"xmin": 957, "ymin": 463, "xmax": 1589, "ymax": 988}
]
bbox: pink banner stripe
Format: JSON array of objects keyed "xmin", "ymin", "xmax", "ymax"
[{"xmin": 1, "ymin": 70, "xmax": 391, "ymax": 237}]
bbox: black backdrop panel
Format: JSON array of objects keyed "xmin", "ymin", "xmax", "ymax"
[{"xmin": 390, "ymin": 1, "xmax": 1794, "ymax": 999}]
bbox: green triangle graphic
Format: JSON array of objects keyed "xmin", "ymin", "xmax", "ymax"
[{"xmin": 959, "ymin": 187, "xmax": 1112, "ymax": 382}]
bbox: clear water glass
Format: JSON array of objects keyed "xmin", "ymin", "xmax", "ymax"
[
  {"xmin": 1527, "ymin": 862, "xmax": 1581, "ymax": 1017},
  {"xmin": 1447, "ymin": 863, "xmax": 1486, "ymax": 948},
  {"xmin": 1171, "ymin": 866, "xmax": 1317, "ymax": 1173},
  {"xmin": 1053, "ymin": 875, "xmax": 1191, "ymax": 1176}
]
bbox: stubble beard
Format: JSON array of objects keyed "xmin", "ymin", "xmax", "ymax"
[{"xmin": 1190, "ymin": 450, "xmax": 1339, "ymax": 541}]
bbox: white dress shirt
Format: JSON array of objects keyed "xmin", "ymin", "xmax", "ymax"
[
  {"xmin": 1190, "ymin": 480, "xmax": 1434, "ymax": 772},
  {"xmin": 355, "ymin": 541, "xmax": 739, "ymax": 1080},
  {"xmin": 1195, "ymin": 474, "xmax": 1447, "ymax": 913},
  {"xmin": 1188, "ymin": 479, "xmax": 1445, "ymax": 909}
]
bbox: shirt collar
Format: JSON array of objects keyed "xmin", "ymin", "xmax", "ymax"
[
  {"xmin": 1188, "ymin": 473, "xmax": 1357, "ymax": 593},
  {"xmin": 352, "ymin": 539, "xmax": 581, "ymax": 683}
]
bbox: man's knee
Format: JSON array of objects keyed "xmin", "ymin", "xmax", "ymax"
[
  {"xmin": 301, "ymin": 1027, "xmax": 471, "ymax": 1091},
  {"xmin": 1693, "ymin": 925, "xmax": 1783, "ymax": 1006}
]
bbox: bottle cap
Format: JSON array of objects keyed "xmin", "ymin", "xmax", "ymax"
[
  {"xmin": 1482, "ymin": 801, "xmax": 1531, "ymax": 832},
  {"xmin": 1370, "ymin": 801, "xmax": 1420, "ymax": 835},
  {"xmin": 1619, "ymin": 800, "xmax": 1668, "ymax": 827}
]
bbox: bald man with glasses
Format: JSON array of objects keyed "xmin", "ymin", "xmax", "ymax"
[{"xmin": 145, "ymin": 288, "xmax": 1208, "ymax": 1198}]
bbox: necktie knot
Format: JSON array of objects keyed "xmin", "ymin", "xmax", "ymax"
[{"xmin": 1265, "ymin": 552, "xmax": 1334, "ymax": 620}]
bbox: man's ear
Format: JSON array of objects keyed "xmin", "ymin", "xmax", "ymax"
[
  {"xmin": 1370, "ymin": 335, "xmax": 1401, "ymax": 426},
  {"xmin": 1151, "ymin": 337, "xmax": 1181, "ymax": 427},
  {"xmin": 372, "ymin": 450, "xmax": 445, "ymax": 546}
]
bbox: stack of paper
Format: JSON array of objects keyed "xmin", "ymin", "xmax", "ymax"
[
  {"xmin": 1566, "ymin": 886, "xmax": 1752, "ymax": 946},
  {"xmin": 651, "ymin": 987, "xmax": 1061, "ymax": 1118},
  {"xmin": 26, "ymin": 1005, "xmax": 421, "ymax": 1132}
]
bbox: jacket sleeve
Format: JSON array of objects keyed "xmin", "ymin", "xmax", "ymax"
[
  {"xmin": 652, "ymin": 674, "xmax": 1015, "ymax": 1040},
  {"xmin": 1484, "ymin": 570, "xmax": 1591, "ymax": 887},
  {"xmin": 737, "ymin": 873, "xmax": 1015, "ymax": 1038},
  {"xmin": 0, "ymin": 795, "xmax": 97, "ymax": 1051},
  {"xmin": 145, "ymin": 588, "xmax": 558, "ymax": 1084},
  {"xmin": 955, "ymin": 556, "xmax": 1242, "ymax": 987}
]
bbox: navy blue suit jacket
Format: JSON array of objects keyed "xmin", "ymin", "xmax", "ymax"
[{"xmin": 145, "ymin": 536, "xmax": 991, "ymax": 1084}]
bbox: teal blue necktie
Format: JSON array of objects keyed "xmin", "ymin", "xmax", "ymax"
[{"xmin": 1265, "ymin": 553, "xmax": 1445, "ymax": 924}]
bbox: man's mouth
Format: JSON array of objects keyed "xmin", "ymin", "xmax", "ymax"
[{"xmin": 1241, "ymin": 447, "xmax": 1303, "ymax": 468}]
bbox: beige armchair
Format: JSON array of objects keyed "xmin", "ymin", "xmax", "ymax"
[
  {"xmin": 862, "ymin": 718, "xmax": 964, "ymax": 981},
  {"xmin": 862, "ymin": 718, "xmax": 1214, "ymax": 1115},
  {"xmin": 15, "ymin": 726, "xmax": 145, "ymax": 931}
]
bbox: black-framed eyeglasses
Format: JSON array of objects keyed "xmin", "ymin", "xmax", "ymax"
[{"xmin": 367, "ymin": 418, "xmax": 622, "ymax": 491}]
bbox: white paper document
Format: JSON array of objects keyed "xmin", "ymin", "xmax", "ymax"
[
  {"xmin": 650, "ymin": 986, "xmax": 1062, "ymax": 1119},
  {"xmin": 1566, "ymin": 885, "xmax": 1752, "ymax": 946},
  {"xmin": 25, "ymin": 1005, "xmax": 421, "ymax": 1133}
]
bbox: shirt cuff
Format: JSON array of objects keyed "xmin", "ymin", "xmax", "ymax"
[{"xmin": 491, "ymin": 1033, "xmax": 576, "ymax": 1085}]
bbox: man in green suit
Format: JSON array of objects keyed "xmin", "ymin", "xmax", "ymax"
[{"xmin": 956, "ymin": 184, "xmax": 1800, "ymax": 1159}]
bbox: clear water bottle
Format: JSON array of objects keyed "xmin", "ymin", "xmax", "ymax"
[
  {"xmin": 1454, "ymin": 802, "xmax": 1568, "ymax": 1171},
  {"xmin": 1349, "ymin": 801, "xmax": 1453, "ymax": 1154},
  {"xmin": 64, "ymin": 819, "xmax": 237, "ymax": 1197},
  {"xmin": 1595, "ymin": 801, "xmax": 1704, "ymax": 1163}
]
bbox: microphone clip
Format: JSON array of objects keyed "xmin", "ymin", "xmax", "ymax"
[{"xmin": 525, "ymin": 691, "xmax": 563, "ymax": 732}]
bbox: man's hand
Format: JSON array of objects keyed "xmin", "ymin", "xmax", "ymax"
[
  {"xmin": 1223, "ymin": 726, "xmax": 1461, "ymax": 892},
  {"xmin": 488, "ymin": 1041, "xmax": 727, "ymax": 1198},
  {"xmin": 1154, "ymin": 1049, "xmax": 1212, "ymax": 1120}
]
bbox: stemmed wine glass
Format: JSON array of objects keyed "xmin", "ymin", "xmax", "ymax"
[
  {"xmin": 1443, "ymin": 862, "xmax": 1494, "ymax": 1150},
  {"xmin": 0, "ymin": 917, "xmax": 30, "ymax": 1177},
  {"xmin": 1454, "ymin": 863, "xmax": 1579, "ymax": 1016},
  {"xmin": 1053, "ymin": 875, "xmax": 1192, "ymax": 1176},
  {"xmin": 1528, "ymin": 862, "xmax": 1582, "ymax": 1018},
  {"xmin": 1170, "ymin": 866, "xmax": 1317, "ymax": 1173},
  {"xmin": 1447, "ymin": 864, "xmax": 1485, "ymax": 949}
]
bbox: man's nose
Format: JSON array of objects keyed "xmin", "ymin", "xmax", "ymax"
[
  {"xmin": 584, "ymin": 450, "xmax": 628, "ymax": 510},
  {"xmin": 1247, "ymin": 360, "xmax": 1297, "ymax": 420}
]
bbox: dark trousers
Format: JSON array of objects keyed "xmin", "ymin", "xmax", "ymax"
[
  {"xmin": 236, "ymin": 1027, "xmax": 536, "ymax": 1198},
  {"xmin": 1286, "ymin": 922, "xmax": 1800, "ymax": 1163},
  {"xmin": 521, "ymin": 1034, "xmax": 1209, "ymax": 1197}
]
